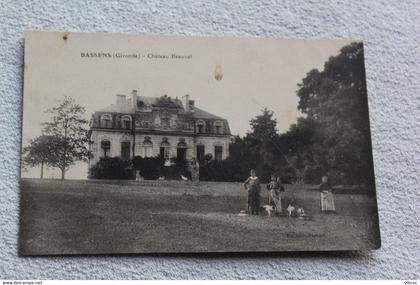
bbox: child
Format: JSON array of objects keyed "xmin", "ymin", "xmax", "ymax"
[
  {"xmin": 286, "ymin": 198, "xmax": 297, "ymax": 217},
  {"xmin": 244, "ymin": 169, "xmax": 261, "ymax": 215},
  {"xmin": 266, "ymin": 175, "xmax": 283, "ymax": 214}
]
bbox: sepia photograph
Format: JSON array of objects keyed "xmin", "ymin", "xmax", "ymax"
[{"xmin": 19, "ymin": 31, "xmax": 381, "ymax": 255}]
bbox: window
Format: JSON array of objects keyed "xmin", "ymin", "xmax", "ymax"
[
  {"xmin": 177, "ymin": 141, "xmax": 187, "ymax": 160},
  {"xmin": 160, "ymin": 141, "xmax": 170, "ymax": 161},
  {"xmin": 196, "ymin": 120, "xmax": 205, "ymax": 133},
  {"xmin": 101, "ymin": 140, "xmax": 111, "ymax": 157},
  {"xmin": 122, "ymin": 115, "xmax": 131, "ymax": 130},
  {"xmin": 215, "ymin": 121, "xmax": 223, "ymax": 134},
  {"xmin": 121, "ymin": 141, "xmax": 131, "ymax": 160},
  {"xmin": 101, "ymin": 114, "xmax": 112, "ymax": 128},
  {"xmin": 215, "ymin": 145, "xmax": 223, "ymax": 162},
  {"xmin": 196, "ymin": 145, "xmax": 205, "ymax": 162},
  {"xmin": 142, "ymin": 139, "xmax": 153, "ymax": 158}
]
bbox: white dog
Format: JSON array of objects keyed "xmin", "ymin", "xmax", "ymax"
[
  {"xmin": 297, "ymin": 207, "xmax": 305, "ymax": 217},
  {"xmin": 287, "ymin": 204, "xmax": 296, "ymax": 217},
  {"xmin": 262, "ymin": 205, "xmax": 275, "ymax": 217}
]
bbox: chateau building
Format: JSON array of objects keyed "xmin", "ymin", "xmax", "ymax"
[{"xmin": 88, "ymin": 90, "xmax": 232, "ymax": 168}]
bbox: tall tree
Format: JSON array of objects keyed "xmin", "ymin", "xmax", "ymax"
[
  {"xmin": 245, "ymin": 108, "xmax": 283, "ymax": 181},
  {"xmin": 42, "ymin": 96, "xmax": 90, "ymax": 179},
  {"xmin": 249, "ymin": 108, "xmax": 278, "ymax": 140},
  {"xmin": 22, "ymin": 135, "xmax": 58, "ymax": 178},
  {"xmin": 292, "ymin": 42, "xmax": 374, "ymax": 185}
]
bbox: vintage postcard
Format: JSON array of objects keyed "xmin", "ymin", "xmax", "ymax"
[{"xmin": 19, "ymin": 31, "xmax": 380, "ymax": 255}]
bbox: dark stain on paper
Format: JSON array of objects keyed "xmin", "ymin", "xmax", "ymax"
[
  {"xmin": 215, "ymin": 64, "xmax": 223, "ymax": 81},
  {"xmin": 62, "ymin": 32, "xmax": 69, "ymax": 41}
]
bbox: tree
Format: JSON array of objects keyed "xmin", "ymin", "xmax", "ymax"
[
  {"xmin": 290, "ymin": 42, "xmax": 375, "ymax": 185},
  {"xmin": 199, "ymin": 109, "xmax": 295, "ymax": 183},
  {"xmin": 22, "ymin": 135, "xmax": 58, "ymax": 178},
  {"xmin": 42, "ymin": 96, "xmax": 90, "ymax": 179},
  {"xmin": 249, "ymin": 108, "xmax": 278, "ymax": 140},
  {"xmin": 199, "ymin": 136, "xmax": 256, "ymax": 182},
  {"xmin": 278, "ymin": 117, "xmax": 322, "ymax": 183},
  {"xmin": 246, "ymin": 108, "xmax": 287, "ymax": 182}
]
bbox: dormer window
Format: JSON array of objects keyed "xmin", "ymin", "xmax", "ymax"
[
  {"xmin": 196, "ymin": 120, "xmax": 205, "ymax": 133},
  {"xmin": 101, "ymin": 114, "xmax": 112, "ymax": 128},
  {"xmin": 215, "ymin": 121, "xmax": 223, "ymax": 134},
  {"xmin": 121, "ymin": 115, "xmax": 131, "ymax": 130}
]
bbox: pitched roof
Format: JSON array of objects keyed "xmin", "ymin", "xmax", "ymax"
[
  {"xmin": 98, "ymin": 103, "xmax": 133, "ymax": 113},
  {"xmin": 192, "ymin": 107, "xmax": 225, "ymax": 120},
  {"xmin": 137, "ymin": 96, "xmax": 160, "ymax": 106},
  {"xmin": 192, "ymin": 107, "xmax": 231, "ymax": 134},
  {"xmin": 96, "ymin": 95, "xmax": 228, "ymax": 122}
]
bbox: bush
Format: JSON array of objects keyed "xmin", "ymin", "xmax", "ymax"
[
  {"xmin": 132, "ymin": 156, "xmax": 164, "ymax": 180},
  {"xmin": 132, "ymin": 155, "xmax": 191, "ymax": 180},
  {"xmin": 89, "ymin": 157, "xmax": 133, "ymax": 179},
  {"xmin": 199, "ymin": 158, "xmax": 251, "ymax": 182},
  {"xmin": 163, "ymin": 157, "xmax": 190, "ymax": 180}
]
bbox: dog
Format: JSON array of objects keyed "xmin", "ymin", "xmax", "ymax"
[
  {"xmin": 262, "ymin": 205, "xmax": 275, "ymax": 217},
  {"xmin": 238, "ymin": 209, "xmax": 248, "ymax": 217},
  {"xmin": 296, "ymin": 207, "xmax": 305, "ymax": 216},
  {"xmin": 286, "ymin": 204, "xmax": 296, "ymax": 217}
]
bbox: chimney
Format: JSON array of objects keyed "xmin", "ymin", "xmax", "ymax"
[
  {"xmin": 182, "ymin": 94, "xmax": 190, "ymax": 112},
  {"xmin": 189, "ymin": 99, "xmax": 194, "ymax": 111},
  {"xmin": 116, "ymin": 94, "xmax": 126, "ymax": 105},
  {"xmin": 131, "ymin": 89, "xmax": 138, "ymax": 110}
]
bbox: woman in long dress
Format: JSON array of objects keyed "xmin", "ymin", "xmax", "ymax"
[
  {"xmin": 319, "ymin": 175, "xmax": 335, "ymax": 212},
  {"xmin": 266, "ymin": 175, "xmax": 283, "ymax": 214}
]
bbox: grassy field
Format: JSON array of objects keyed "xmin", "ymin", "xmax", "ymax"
[{"xmin": 19, "ymin": 178, "xmax": 381, "ymax": 255}]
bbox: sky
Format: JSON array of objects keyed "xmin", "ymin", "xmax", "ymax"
[{"xmin": 21, "ymin": 31, "xmax": 353, "ymax": 179}]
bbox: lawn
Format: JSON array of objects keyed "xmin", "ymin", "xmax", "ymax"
[{"xmin": 19, "ymin": 178, "xmax": 381, "ymax": 255}]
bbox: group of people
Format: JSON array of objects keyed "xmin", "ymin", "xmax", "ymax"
[
  {"xmin": 243, "ymin": 169, "xmax": 284, "ymax": 215},
  {"xmin": 243, "ymin": 169, "xmax": 335, "ymax": 216}
]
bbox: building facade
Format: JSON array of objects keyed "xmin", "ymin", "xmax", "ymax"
[{"xmin": 88, "ymin": 90, "xmax": 232, "ymax": 168}]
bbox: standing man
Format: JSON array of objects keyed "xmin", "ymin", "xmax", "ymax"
[{"xmin": 244, "ymin": 169, "xmax": 261, "ymax": 215}]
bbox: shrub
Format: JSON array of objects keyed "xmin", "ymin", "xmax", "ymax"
[
  {"xmin": 132, "ymin": 155, "xmax": 191, "ymax": 180},
  {"xmin": 89, "ymin": 157, "xmax": 133, "ymax": 179},
  {"xmin": 132, "ymin": 156, "xmax": 164, "ymax": 180},
  {"xmin": 164, "ymin": 157, "xmax": 190, "ymax": 180},
  {"xmin": 199, "ymin": 158, "xmax": 250, "ymax": 182}
]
